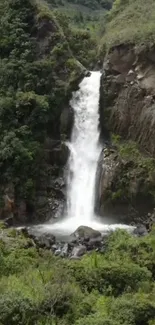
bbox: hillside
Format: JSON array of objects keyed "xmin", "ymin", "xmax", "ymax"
[
  {"xmin": 100, "ymin": 0, "xmax": 155, "ymax": 51},
  {"xmin": 49, "ymin": 0, "xmax": 113, "ymax": 40},
  {"xmin": 0, "ymin": 0, "xmax": 85, "ymax": 223},
  {"xmin": 98, "ymin": 0, "xmax": 155, "ymax": 223}
]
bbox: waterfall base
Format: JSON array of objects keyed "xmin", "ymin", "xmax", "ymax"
[{"xmin": 31, "ymin": 217, "xmax": 134, "ymax": 237}]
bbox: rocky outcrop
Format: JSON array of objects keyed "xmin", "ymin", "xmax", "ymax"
[
  {"xmin": 25, "ymin": 225, "xmax": 108, "ymax": 257},
  {"xmin": 95, "ymin": 146, "xmax": 155, "ymax": 224},
  {"xmin": 60, "ymin": 106, "xmax": 74, "ymax": 140},
  {"xmin": 18, "ymin": 221, "xmax": 152, "ymax": 260},
  {"xmin": 98, "ymin": 43, "xmax": 155, "ymax": 223},
  {"xmin": 100, "ymin": 44, "xmax": 155, "ymax": 156}
]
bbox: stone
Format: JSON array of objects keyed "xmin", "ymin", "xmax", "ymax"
[
  {"xmin": 55, "ymin": 248, "xmax": 62, "ymax": 256},
  {"xmin": 71, "ymin": 245, "xmax": 87, "ymax": 257},
  {"xmin": 4, "ymin": 216, "xmax": 14, "ymax": 227},
  {"xmin": 28, "ymin": 228, "xmax": 56, "ymax": 249},
  {"xmin": 126, "ymin": 69, "xmax": 136, "ymax": 82},
  {"xmin": 133, "ymin": 224, "xmax": 148, "ymax": 236},
  {"xmin": 60, "ymin": 243, "xmax": 69, "ymax": 257},
  {"xmin": 115, "ymin": 74, "xmax": 125, "ymax": 84},
  {"xmin": 87, "ymin": 236, "xmax": 102, "ymax": 249},
  {"xmin": 85, "ymin": 71, "xmax": 91, "ymax": 77},
  {"xmin": 51, "ymin": 244, "xmax": 57, "ymax": 251},
  {"xmin": 73, "ymin": 226, "xmax": 101, "ymax": 241}
]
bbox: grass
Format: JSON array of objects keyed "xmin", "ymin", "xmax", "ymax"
[{"xmin": 100, "ymin": 0, "xmax": 155, "ymax": 52}]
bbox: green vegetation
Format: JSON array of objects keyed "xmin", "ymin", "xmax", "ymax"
[
  {"xmin": 65, "ymin": 0, "xmax": 113, "ymax": 10},
  {"xmin": 0, "ymin": 0, "xmax": 83, "ymax": 205},
  {"xmin": 49, "ymin": 0, "xmax": 113, "ymax": 44},
  {"xmin": 105, "ymin": 136, "xmax": 155, "ymax": 205},
  {"xmin": 55, "ymin": 11, "xmax": 97, "ymax": 67},
  {"xmin": 0, "ymin": 226, "xmax": 155, "ymax": 324},
  {"xmin": 100, "ymin": 0, "xmax": 155, "ymax": 52}
]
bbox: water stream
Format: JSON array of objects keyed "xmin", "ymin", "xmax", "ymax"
[
  {"xmin": 36, "ymin": 71, "xmax": 133, "ymax": 236},
  {"xmin": 66, "ymin": 71, "xmax": 102, "ymax": 223}
]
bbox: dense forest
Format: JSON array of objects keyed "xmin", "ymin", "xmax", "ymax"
[
  {"xmin": 0, "ymin": 0, "xmax": 91, "ymax": 219},
  {"xmin": 0, "ymin": 0, "xmax": 155, "ymax": 324}
]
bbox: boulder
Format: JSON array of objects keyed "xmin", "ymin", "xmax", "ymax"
[
  {"xmin": 87, "ymin": 236, "xmax": 103, "ymax": 250},
  {"xmin": 28, "ymin": 228, "xmax": 56, "ymax": 249},
  {"xmin": 133, "ymin": 224, "xmax": 148, "ymax": 237},
  {"xmin": 71, "ymin": 245, "xmax": 86, "ymax": 257},
  {"xmin": 60, "ymin": 243, "xmax": 69, "ymax": 257},
  {"xmin": 72, "ymin": 226, "xmax": 101, "ymax": 241}
]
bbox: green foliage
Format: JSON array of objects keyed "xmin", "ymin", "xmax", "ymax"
[
  {"xmin": 1, "ymin": 228, "xmax": 155, "ymax": 325},
  {"xmin": 70, "ymin": 252, "xmax": 151, "ymax": 295},
  {"xmin": 105, "ymin": 136, "xmax": 155, "ymax": 205},
  {"xmin": 100, "ymin": 0, "xmax": 155, "ymax": 52},
  {"xmin": 0, "ymin": 0, "xmax": 83, "ymax": 204},
  {"xmin": 49, "ymin": 0, "xmax": 113, "ymax": 11},
  {"xmin": 66, "ymin": 0, "xmax": 113, "ymax": 10},
  {"xmin": 54, "ymin": 11, "xmax": 97, "ymax": 68}
]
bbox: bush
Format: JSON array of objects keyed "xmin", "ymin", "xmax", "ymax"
[
  {"xmin": 0, "ymin": 228, "xmax": 155, "ymax": 324},
  {"xmin": 70, "ymin": 245, "xmax": 152, "ymax": 295}
]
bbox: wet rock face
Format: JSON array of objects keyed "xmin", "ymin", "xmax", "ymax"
[
  {"xmin": 107, "ymin": 44, "xmax": 136, "ymax": 75},
  {"xmin": 95, "ymin": 147, "xmax": 155, "ymax": 224},
  {"xmin": 25, "ymin": 139, "xmax": 69, "ymax": 224},
  {"xmin": 98, "ymin": 43, "xmax": 155, "ymax": 224},
  {"xmin": 100, "ymin": 44, "xmax": 155, "ymax": 156},
  {"xmin": 60, "ymin": 106, "xmax": 74, "ymax": 140}
]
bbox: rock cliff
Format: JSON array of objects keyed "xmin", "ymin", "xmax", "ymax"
[{"xmin": 98, "ymin": 44, "xmax": 155, "ymax": 224}]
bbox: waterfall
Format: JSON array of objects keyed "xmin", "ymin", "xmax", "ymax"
[
  {"xmin": 36, "ymin": 71, "xmax": 134, "ymax": 236},
  {"xmin": 66, "ymin": 71, "xmax": 101, "ymax": 222}
]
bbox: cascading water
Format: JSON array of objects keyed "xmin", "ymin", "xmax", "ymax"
[
  {"xmin": 66, "ymin": 71, "xmax": 101, "ymax": 223},
  {"xmin": 35, "ymin": 71, "xmax": 133, "ymax": 236}
]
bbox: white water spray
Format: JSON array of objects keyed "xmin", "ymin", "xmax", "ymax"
[
  {"xmin": 33, "ymin": 71, "xmax": 134, "ymax": 236},
  {"xmin": 66, "ymin": 71, "xmax": 101, "ymax": 222}
]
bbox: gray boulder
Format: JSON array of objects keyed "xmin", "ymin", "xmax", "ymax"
[
  {"xmin": 72, "ymin": 226, "xmax": 101, "ymax": 241},
  {"xmin": 28, "ymin": 228, "xmax": 56, "ymax": 249},
  {"xmin": 71, "ymin": 245, "xmax": 86, "ymax": 258}
]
